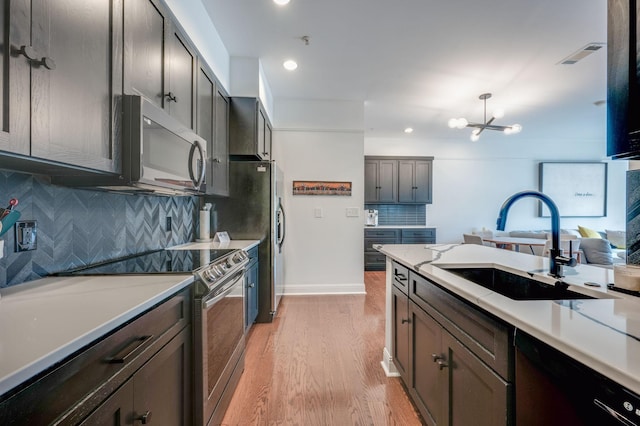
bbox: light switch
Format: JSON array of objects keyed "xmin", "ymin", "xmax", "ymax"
[
  {"xmin": 346, "ymin": 207, "xmax": 360, "ymax": 217},
  {"xmin": 314, "ymin": 208, "xmax": 323, "ymax": 218}
]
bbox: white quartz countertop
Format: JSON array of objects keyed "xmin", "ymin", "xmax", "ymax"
[
  {"xmin": 0, "ymin": 274, "xmax": 193, "ymax": 396},
  {"xmin": 364, "ymin": 225, "xmax": 436, "ymax": 229},
  {"xmin": 0, "ymin": 239, "xmax": 259, "ymax": 397},
  {"xmin": 377, "ymin": 243, "xmax": 640, "ymax": 394}
]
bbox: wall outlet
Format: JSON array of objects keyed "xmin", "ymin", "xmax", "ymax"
[
  {"xmin": 166, "ymin": 216, "xmax": 172, "ymax": 232},
  {"xmin": 346, "ymin": 207, "xmax": 360, "ymax": 217},
  {"xmin": 314, "ymin": 208, "xmax": 323, "ymax": 218},
  {"xmin": 15, "ymin": 220, "xmax": 37, "ymax": 252}
]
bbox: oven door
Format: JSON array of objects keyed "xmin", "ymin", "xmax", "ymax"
[
  {"xmin": 195, "ymin": 268, "xmax": 245, "ymax": 425},
  {"xmin": 124, "ymin": 95, "xmax": 207, "ymax": 194}
]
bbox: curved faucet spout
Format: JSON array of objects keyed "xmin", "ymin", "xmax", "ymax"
[{"xmin": 496, "ymin": 190, "xmax": 568, "ymax": 278}]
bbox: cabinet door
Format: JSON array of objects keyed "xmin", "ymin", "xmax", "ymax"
[
  {"xmin": 28, "ymin": 0, "xmax": 122, "ymax": 172},
  {"xmin": 133, "ymin": 326, "xmax": 192, "ymax": 426},
  {"xmin": 392, "ymin": 285, "xmax": 410, "ymax": 382},
  {"xmin": 258, "ymin": 107, "xmax": 267, "ymax": 159},
  {"xmin": 264, "ymin": 119, "xmax": 272, "ymax": 160},
  {"xmin": 378, "ymin": 159, "xmax": 397, "ymax": 202},
  {"xmin": 167, "ymin": 27, "xmax": 196, "ymax": 129},
  {"xmin": 212, "ymin": 84, "xmax": 230, "ymax": 195},
  {"xmin": 410, "ymin": 302, "xmax": 444, "ymax": 426},
  {"xmin": 414, "ymin": 160, "xmax": 432, "ymax": 203},
  {"xmin": 245, "ymin": 261, "xmax": 259, "ymax": 330},
  {"xmin": 398, "ymin": 160, "xmax": 416, "ymax": 202},
  {"xmin": 124, "ymin": 0, "xmax": 167, "ymax": 109},
  {"xmin": 79, "ymin": 380, "xmax": 134, "ymax": 426},
  {"xmin": 364, "ymin": 160, "xmax": 380, "ymax": 202},
  {"xmin": 443, "ymin": 332, "xmax": 510, "ymax": 426}
]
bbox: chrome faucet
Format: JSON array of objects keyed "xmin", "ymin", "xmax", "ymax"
[{"xmin": 496, "ymin": 190, "xmax": 576, "ymax": 279}]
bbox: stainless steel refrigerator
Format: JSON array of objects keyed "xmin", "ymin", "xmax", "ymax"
[{"xmin": 214, "ymin": 160, "xmax": 285, "ymax": 323}]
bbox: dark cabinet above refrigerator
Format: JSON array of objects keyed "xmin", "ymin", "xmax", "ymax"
[{"xmin": 229, "ymin": 97, "xmax": 272, "ymax": 161}]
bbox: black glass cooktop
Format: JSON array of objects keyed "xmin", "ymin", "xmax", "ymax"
[{"xmin": 59, "ymin": 249, "xmax": 236, "ymax": 275}]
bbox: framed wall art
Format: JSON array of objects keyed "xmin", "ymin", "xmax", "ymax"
[
  {"xmin": 538, "ymin": 162, "xmax": 607, "ymax": 217},
  {"xmin": 292, "ymin": 181, "xmax": 352, "ymax": 196}
]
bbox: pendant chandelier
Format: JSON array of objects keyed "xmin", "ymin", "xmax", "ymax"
[{"xmin": 448, "ymin": 93, "xmax": 522, "ymax": 142}]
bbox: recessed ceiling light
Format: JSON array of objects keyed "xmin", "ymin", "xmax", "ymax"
[
  {"xmin": 283, "ymin": 59, "xmax": 298, "ymax": 71},
  {"xmin": 404, "ymin": 127, "xmax": 414, "ymax": 134},
  {"xmin": 273, "ymin": 0, "xmax": 290, "ymax": 5}
]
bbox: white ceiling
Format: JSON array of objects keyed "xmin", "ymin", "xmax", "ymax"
[{"xmin": 201, "ymin": 0, "xmax": 607, "ymax": 142}]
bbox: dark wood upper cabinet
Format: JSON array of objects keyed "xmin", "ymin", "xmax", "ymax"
[
  {"xmin": 607, "ymin": 0, "xmax": 640, "ymax": 159},
  {"xmin": 2, "ymin": 0, "xmax": 123, "ymax": 174},
  {"xmin": 198, "ymin": 62, "xmax": 229, "ymax": 196},
  {"xmin": 124, "ymin": 0, "xmax": 166, "ymax": 109},
  {"xmin": 124, "ymin": 0, "xmax": 196, "ymax": 130},
  {"xmin": 365, "ymin": 156, "xmax": 433, "ymax": 204},
  {"xmin": 229, "ymin": 97, "xmax": 273, "ymax": 160}
]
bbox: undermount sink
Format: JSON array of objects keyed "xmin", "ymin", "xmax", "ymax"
[{"xmin": 441, "ymin": 267, "xmax": 594, "ymax": 301}]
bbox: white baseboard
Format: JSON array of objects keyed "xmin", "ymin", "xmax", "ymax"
[
  {"xmin": 283, "ymin": 282, "xmax": 366, "ymax": 295},
  {"xmin": 381, "ymin": 346, "xmax": 400, "ymax": 377}
]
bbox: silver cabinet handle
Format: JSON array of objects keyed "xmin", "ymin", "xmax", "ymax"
[
  {"xmin": 106, "ymin": 335, "xmax": 153, "ymax": 364},
  {"xmin": 401, "ymin": 318, "xmax": 411, "ymax": 324},
  {"xmin": 136, "ymin": 410, "xmax": 153, "ymax": 424},
  {"xmin": 437, "ymin": 360, "xmax": 448, "ymax": 370},
  {"xmin": 165, "ymin": 92, "xmax": 177, "ymax": 102},
  {"xmin": 18, "ymin": 45, "xmax": 56, "ymax": 70}
]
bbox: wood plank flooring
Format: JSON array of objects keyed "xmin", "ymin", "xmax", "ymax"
[{"xmin": 220, "ymin": 271, "xmax": 422, "ymax": 425}]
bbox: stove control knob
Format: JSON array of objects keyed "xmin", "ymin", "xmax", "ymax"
[{"xmin": 232, "ymin": 251, "xmax": 247, "ymax": 263}]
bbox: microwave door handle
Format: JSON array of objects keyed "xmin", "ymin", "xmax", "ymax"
[{"xmin": 188, "ymin": 140, "xmax": 206, "ymax": 190}]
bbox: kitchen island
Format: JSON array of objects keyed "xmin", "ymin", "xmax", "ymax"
[{"xmin": 378, "ymin": 243, "xmax": 640, "ymax": 424}]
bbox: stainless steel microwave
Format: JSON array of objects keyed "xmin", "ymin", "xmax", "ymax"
[{"xmin": 56, "ymin": 95, "xmax": 207, "ymax": 196}]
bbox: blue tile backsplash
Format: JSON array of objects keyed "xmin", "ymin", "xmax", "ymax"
[
  {"xmin": 365, "ymin": 204, "xmax": 427, "ymax": 226},
  {"xmin": 0, "ymin": 171, "xmax": 198, "ymax": 287}
]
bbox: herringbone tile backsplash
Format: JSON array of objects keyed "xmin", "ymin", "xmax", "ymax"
[{"xmin": 0, "ymin": 172, "xmax": 198, "ymax": 287}]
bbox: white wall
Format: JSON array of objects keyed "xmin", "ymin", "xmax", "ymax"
[
  {"xmin": 273, "ymin": 99, "xmax": 365, "ymax": 295},
  {"xmin": 365, "ymin": 135, "xmax": 628, "ymax": 243},
  {"xmin": 164, "ymin": 0, "xmax": 230, "ymax": 90}
]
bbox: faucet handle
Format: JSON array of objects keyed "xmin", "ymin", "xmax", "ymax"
[{"xmin": 555, "ymin": 255, "xmax": 577, "ymax": 268}]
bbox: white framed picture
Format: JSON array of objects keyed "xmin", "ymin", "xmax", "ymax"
[{"xmin": 539, "ymin": 162, "xmax": 607, "ymax": 217}]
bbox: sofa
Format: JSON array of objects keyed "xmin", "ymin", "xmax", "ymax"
[{"xmin": 485, "ymin": 227, "xmax": 627, "ymax": 269}]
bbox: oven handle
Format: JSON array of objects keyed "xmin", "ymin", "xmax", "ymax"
[{"xmin": 203, "ymin": 270, "xmax": 245, "ymax": 310}]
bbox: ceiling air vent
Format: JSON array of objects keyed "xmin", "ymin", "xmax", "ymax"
[{"xmin": 558, "ymin": 43, "xmax": 605, "ymax": 65}]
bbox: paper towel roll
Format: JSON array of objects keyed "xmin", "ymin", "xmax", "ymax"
[{"xmin": 197, "ymin": 209, "xmax": 212, "ymax": 242}]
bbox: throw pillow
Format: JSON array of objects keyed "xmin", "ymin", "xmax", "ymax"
[
  {"xmin": 605, "ymin": 229, "xmax": 626, "ymax": 249},
  {"xmin": 577, "ymin": 225, "xmax": 601, "ymax": 239},
  {"xmin": 580, "ymin": 238, "xmax": 613, "ymax": 265}
]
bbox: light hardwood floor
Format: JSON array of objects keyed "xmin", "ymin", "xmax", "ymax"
[{"xmin": 220, "ymin": 271, "xmax": 422, "ymax": 425}]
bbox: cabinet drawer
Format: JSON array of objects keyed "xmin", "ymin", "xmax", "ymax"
[
  {"xmin": 391, "ymin": 260, "xmax": 409, "ymax": 294},
  {"xmin": 365, "ymin": 253, "xmax": 387, "ymax": 271},
  {"xmin": 0, "ymin": 287, "xmax": 192, "ymax": 425},
  {"xmin": 401, "ymin": 228, "xmax": 435, "ymax": 239},
  {"xmin": 365, "ymin": 237, "xmax": 397, "ymax": 252},
  {"xmin": 409, "ymin": 271, "xmax": 511, "ymax": 379},
  {"xmin": 401, "ymin": 236, "xmax": 436, "ymax": 244},
  {"xmin": 364, "ymin": 228, "xmax": 400, "ymax": 238}
]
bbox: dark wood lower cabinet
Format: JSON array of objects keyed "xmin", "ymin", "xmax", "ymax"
[
  {"xmin": 409, "ymin": 301, "xmax": 444, "ymax": 426},
  {"xmin": 79, "ymin": 381, "xmax": 133, "ymax": 426},
  {"xmin": 0, "ymin": 288, "xmax": 192, "ymax": 426},
  {"xmin": 392, "ymin": 269, "xmax": 513, "ymax": 426}
]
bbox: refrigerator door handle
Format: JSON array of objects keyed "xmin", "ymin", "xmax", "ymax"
[{"xmin": 277, "ymin": 199, "xmax": 286, "ymax": 251}]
